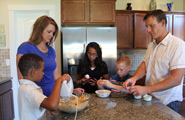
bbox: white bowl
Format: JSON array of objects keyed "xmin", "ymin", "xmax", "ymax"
[
  {"xmin": 134, "ymin": 95, "xmax": 142, "ymax": 99},
  {"xmin": 95, "ymin": 90, "xmax": 111, "ymax": 98},
  {"xmin": 143, "ymin": 94, "xmax": 152, "ymax": 101}
]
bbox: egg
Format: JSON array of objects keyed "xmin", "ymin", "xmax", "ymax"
[{"xmin": 85, "ymin": 74, "xmax": 90, "ymax": 79}]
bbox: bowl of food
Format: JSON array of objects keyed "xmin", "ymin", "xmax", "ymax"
[
  {"xmin": 95, "ymin": 90, "xmax": 111, "ymax": 98},
  {"xmin": 58, "ymin": 93, "xmax": 91, "ymax": 114}
]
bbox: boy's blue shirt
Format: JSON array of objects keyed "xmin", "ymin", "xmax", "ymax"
[{"xmin": 104, "ymin": 73, "xmax": 132, "ymax": 93}]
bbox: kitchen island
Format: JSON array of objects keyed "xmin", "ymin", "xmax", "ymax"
[{"xmin": 40, "ymin": 93, "xmax": 185, "ymax": 120}]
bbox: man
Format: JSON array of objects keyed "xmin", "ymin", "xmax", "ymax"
[{"xmin": 123, "ymin": 9, "xmax": 185, "ymax": 112}]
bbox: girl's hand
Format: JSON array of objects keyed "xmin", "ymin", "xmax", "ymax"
[
  {"xmin": 81, "ymin": 77, "xmax": 90, "ymax": 84},
  {"xmin": 73, "ymin": 88, "xmax": 84, "ymax": 95},
  {"xmin": 88, "ymin": 78, "xmax": 97, "ymax": 86}
]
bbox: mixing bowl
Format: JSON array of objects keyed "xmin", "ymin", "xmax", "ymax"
[{"xmin": 58, "ymin": 93, "xmax": 91, "ymax": 113}]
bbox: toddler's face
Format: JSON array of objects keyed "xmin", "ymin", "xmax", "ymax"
[{"xmin": 116, "ymin": 62, "xmax": 130, "ymax": 79}]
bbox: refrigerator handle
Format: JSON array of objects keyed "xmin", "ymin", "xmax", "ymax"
[{"xmin": 83, "ymin": 44, "xmax": 86, "ymax": 53}]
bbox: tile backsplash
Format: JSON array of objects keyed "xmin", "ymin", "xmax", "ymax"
[
  {"xmin": 117, "ymin": 49, "xmax": 146, "ymax": 72},
  {"xmin": 0, "ymin": 49, "xmax": 10, "ymax": 77},
  {"xmin": 0, "ymin": 48, "xmax": 146, "ymax": 77}
]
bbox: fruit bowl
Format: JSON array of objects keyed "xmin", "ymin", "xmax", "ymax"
[{"xmin": 58, "ymin": 93, "xmax": 91, "ymax": 113}]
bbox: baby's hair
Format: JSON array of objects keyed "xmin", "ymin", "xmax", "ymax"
[
  {"xmin": 116, "ymin": 55, "xmax": 131, "ymax": 66},
  {"xmin": 18, "ymin": 53, "xmax": 44, "ymax": 76}
]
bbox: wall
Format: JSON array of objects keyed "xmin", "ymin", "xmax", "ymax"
[
  {"xmin": 0, "ymin": 0, "xmax": 61, "ymax": 76},
  {"xmin": 116, "ymin": 0, "xmax": 184, "ymax": 11},
  {"xmin": 117, "ymin": 49, "xmax": 146, "ymax": 74}
]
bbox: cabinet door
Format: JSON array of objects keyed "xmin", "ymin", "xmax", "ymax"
[
  {"xmin": 115, "ymin": 13, "xmax": 133, "ymax": 49},
  {"xmin": 166, "ymin": 14, "xmax": 172, "ymax": 33},
  {"xmin": 89, "ymin": 0, "xmax": 115, "ymax": 24},
  {"xmin": 134, "ymin": 13, "xmax": 151, "ymax": 49},
  {"xmin": 173, "ymin": 15, "xmax": 185, "ymax": 41},
  {"xmin": 0, "ymin": 90, "xmax": 14, "ymax": 120},
  {"xmin": 61, "ymin": 0, "xmax": 88, "ymax": 24}
]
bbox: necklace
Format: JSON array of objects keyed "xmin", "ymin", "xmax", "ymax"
[{"xmin": 37, "ymin": 45, "xmax": 48, "ymax": 53}]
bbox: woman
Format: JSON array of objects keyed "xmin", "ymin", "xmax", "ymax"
[
  {"xmin": 77, "ymin": 42, "xmax": 109, "ymax": 93},
  {"xmin": 17, "ymin": 16, "xmax": 83, "ymax": 97}
]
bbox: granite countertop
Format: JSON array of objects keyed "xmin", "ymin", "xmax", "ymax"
[
  {"xmin": 40, "ymin": 93, "xmax": 185, "ymax": 120},
  {"xmin": 0, "ymin": 77, "xmax": 12, "ymax": 84}
]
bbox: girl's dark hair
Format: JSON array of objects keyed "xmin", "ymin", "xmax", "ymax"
[
  {"xmin": 77, "ymin": 42, "xmax": 106, "ymax": 75},
  {"xmin": 18, "ymin": 53, "xmax": 43, "ymax": 76},
  {"xmin": 143, "ymin": 9, "xmax": 167, "ymax": 25},
  {"xmin": 28, "ymin": 15, "xmax": 58, "ymax": 45}
]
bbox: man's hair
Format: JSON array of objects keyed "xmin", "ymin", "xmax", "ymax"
[
  {"xmin": 116, "ymin": 55, "xmax": 131, "ymax": 66},
  {"xmin": 143, "ymin": 9, "xmax": 167, "ymax": 25},
  {"xmin": 18, "ymin": 53, "xmax": 44, "ymax": 76}
]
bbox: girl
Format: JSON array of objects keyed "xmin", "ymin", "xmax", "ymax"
[{"xmin": 77, "ymin": 42, "xmax": 109, "ymax": 93}]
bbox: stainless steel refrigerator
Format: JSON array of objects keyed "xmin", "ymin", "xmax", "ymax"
[{"xmin": 62, "ymin": 27, "xmax": 117, "ymax": 82}]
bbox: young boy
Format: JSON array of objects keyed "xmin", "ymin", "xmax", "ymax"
[
  {"xmin": 97, "ymin": 55, "xmax": 132, "ymax": 93},
  {"xmin": 18, "ymin": 53, "xmax": 80, "ymax": 120}
]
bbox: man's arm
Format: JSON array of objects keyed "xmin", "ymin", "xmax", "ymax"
[
  {"xmin": 131, "ymin": 68, "xmax": 185, "ymax": 95},
  {"xmin": 147, "ymin": 68, "xmax": 185, "ymax": 93},
  {"xmin": 132, "ymin": 61, "xmax": 146, "ymax": 81}
]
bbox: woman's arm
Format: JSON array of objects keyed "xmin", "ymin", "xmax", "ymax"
[
  {"xmin": 53, "ymin": 59, "xmax": 61, "ymax": 81},
  {"xmin": 16, "ymin": 54, "xmax": 24, "ymax": 80}
]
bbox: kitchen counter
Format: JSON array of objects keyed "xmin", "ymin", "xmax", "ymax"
[
  {"xmin": 0, "ymin": 77, "xmax": 12, "ymax": 84},
  {"xmin": 40, "ymin": 93, "xmax": 185, "ymax": 120}
]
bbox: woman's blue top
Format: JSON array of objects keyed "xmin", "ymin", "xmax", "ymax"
[{"xmin": 17, "ymin": 42, "xmax": 56, "ymax": 97}]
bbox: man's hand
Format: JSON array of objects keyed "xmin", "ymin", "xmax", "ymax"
[
  {"xmin": 129, "ymin": 86, "xmax": 150, "ymax": 96},
  {"xmin": 122, "ymin": 77, "xmax": 136, "ymax": 90}
]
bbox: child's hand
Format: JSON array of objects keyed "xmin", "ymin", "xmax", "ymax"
[
  {"xmin": 59, "ymin": 74, "xmax": 71, "ymax": 82},
  {"xmin": 73, "ymin": 88, "xmax": 84, "ymax": 95},
  {"xmin": 99, "ymin": 80, "xmax": 113, "ymax": 88},
  {"xmin": 88, "ymin": 78, "xmax": 97, "ymax": 86}
]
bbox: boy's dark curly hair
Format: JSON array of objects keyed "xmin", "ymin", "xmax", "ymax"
[{"xmin": 18, "ymin": 53, "xmax": 43, "ymax": 76}]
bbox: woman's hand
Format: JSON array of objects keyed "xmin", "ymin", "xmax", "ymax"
[{"xmin": 73, "ymin": 88, "xmax": 84, "ymax": 95}]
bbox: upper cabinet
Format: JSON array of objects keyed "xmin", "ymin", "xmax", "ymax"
[
  {"xmin": 134, "ymin": 13, "xmax": 152, "ymax": 49},
  {"xmin": 115, "ymin": 11, "xmax": 151, "ymax": 49},
  {"xmin": 172, "ymin": 14, "xmax": 185, "ymax": 41},
  {"xmin": 115, "ymin": 10, "xmax": 185, "ymax": 49},
  {"xmin": 115, "ymin": 12, "xmax": 133, "ymax": 49},
  {"xmin": 61, "ymin": 0, "xmax": 115, "ymax": 25},
  {"xmin": 61, "ymin": 0, "xmax": 88, "ymax": 24}
]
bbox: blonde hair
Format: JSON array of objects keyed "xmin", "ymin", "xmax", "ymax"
[
  {"xmin": 28, "ymin": 16, "xmax": 58, "ymax": 45},
  {"xmin": 116, "ymin": 55, "xmax": 131, "ymax": 66}
]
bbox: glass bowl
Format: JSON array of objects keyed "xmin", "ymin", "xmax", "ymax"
[{"xmin": 58, "ymin": 93, "xmax": 91, "ymax": 113}]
